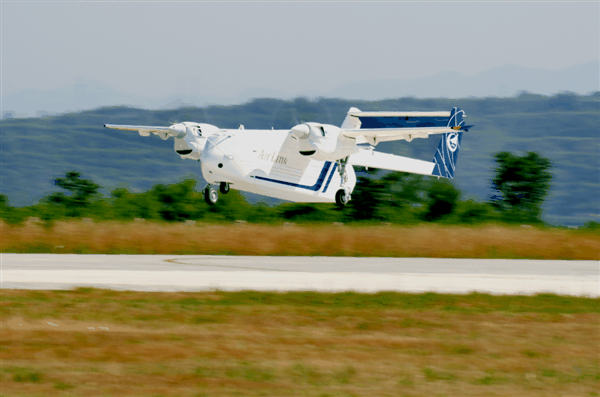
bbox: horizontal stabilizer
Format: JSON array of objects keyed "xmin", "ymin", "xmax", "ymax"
[{"xmin": 349, "ymin": 150, "xmax": 435, "ymax": 176}]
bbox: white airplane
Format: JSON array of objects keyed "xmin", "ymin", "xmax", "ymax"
[{"xmin": 105, "ymin": 107, "xmax": 470, "ymax": 206}]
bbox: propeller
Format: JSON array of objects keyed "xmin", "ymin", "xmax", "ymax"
[
  {"xmin": 291, "ymin": 123, "xmax": 324, "ymax": 156},
  {"xmin": 291, "ymin": 124, "xmax": 310, "ymax": 139}
]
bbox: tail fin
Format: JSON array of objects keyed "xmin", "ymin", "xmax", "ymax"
[
  {"xmin": 432, "ymin": 108, "xmax": 465, "ymax": 179},
  {"xmin": 340, "ymin": 107, "xmax": 362, "ymax": 129},
  {"xmin": 447, "ymin": 107, "xmax": 466, "ymax": 129}
]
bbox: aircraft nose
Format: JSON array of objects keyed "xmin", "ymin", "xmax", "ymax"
[{"xmin": 291, "ymin": 124, "xmax": 310, "ymax": 139}]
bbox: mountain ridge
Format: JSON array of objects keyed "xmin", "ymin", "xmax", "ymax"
[{"xmin": 3, "ymin": 61, "xmax": 598, "ymax": 119}]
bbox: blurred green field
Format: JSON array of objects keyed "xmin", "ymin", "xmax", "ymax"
[{"xmin": 2, "ymin": 289, "xmax": 599, "ymax": 396}]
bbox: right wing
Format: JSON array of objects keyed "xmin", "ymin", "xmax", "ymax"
[
  {"xmin": 340, "ymin": 108, "xmax": 467, "ymax": 145},
  {"xmin": 349, "ymin": 149, "xmax": 435, "ymax": 176},
  {"xmin": 342, "ymin": 126, "xmax": 455, "ymax": 145},
  {"xmin": 104, "ymin": 124, "xmax": 186, "ymax": 139}
]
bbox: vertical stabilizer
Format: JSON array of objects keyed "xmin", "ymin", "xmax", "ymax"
[
  {"xmin": 341, "ymin": 107, "xmax": 362, "ymax": 129},
  {"xmin": 447, "ymin": 107, "xmax": 466, "ymax": 129},
  {"xmin": 432, "ymin": 108, "xmax": 465, "ymax": 179}
]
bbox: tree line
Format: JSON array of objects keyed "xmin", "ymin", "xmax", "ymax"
[{"xmin": 0, "ymin": 151, "xmax": 565, "ymax": 226}]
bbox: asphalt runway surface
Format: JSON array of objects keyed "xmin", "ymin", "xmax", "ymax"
[{"xmin": 2, "ymin": 254, "xmax": 598, "ymax": 296}]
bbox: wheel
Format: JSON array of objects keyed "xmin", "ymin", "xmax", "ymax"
[
  {"xmin": 204, "ymin": 186, "xmax": 218, "ymax": 205},
  {"xmin": 335, "ymin": 189, "xmax": 349, "ymax": 206},
  {"xmin": 219, "ymin": 182, "xmax": 230, "ymax": 194}
]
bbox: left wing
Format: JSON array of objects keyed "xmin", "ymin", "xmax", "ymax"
[{"xmin": 104, "ymin": 124, "xmax": 186, "ymax": 139}]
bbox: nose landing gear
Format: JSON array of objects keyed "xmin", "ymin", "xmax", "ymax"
[
  {"xmin": 204, "ymin": 184, "xmax": 219, "ymax": 205},
  {"xmin": 204, "ymin": 183, "xmax": 231, "ymax": 205}
]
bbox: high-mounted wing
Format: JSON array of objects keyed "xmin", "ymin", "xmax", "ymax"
[
  {"xmin": 341, "ymin": 108, "xmax": 468, "ymax": 145},
  {"xmin": 104, "ymin": 124, "xmax": 186, "ymax": 139},
  {"xmin": 343, "ymin": 126, "xmax": 455, "ymax": 145}
]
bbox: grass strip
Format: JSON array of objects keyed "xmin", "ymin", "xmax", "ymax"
[
  {"xmin": 2, "ymin": 222, "xmax": 599, "ymax": 259},
  {"xmin": 2, "ymin": 289, "xmax": 599, "ymax": 396}
]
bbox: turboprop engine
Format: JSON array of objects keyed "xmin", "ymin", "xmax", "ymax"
[
  {"xmin": 290, "ymin": 122, "xmax": 358, "ymax": 161},
  {"xmin": 170, "ymin": 122, "xmax": 219, "ymax": 160}
]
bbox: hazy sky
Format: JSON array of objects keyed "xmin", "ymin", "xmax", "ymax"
[{"xmin": 2, "ymin": 1, "xmax": 598, "ymax": 98}]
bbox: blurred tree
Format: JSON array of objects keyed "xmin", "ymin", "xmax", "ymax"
[
  {"xmin": 46, "ymin": 171, "xmax": 101, "ymax": 217},
  {"xmin": 277, "ymin": 202, "xmax": 340, "ymax": 223},
  {"xmin": 454, "ymin": 200, "xmax": 494, "ymax": 224},
  {"xmin": 111, "ymin": 188, "xmax": 159, "ymax": 221},
  {"xmin": 581, "ymin": 221, "xmax": 600, "ymax": 231},
  {"xmin": 280, "ymin": 203, "xmax": 318, "ymax": 221},
  {"xmin": 491, "ymin": 152, "xmax": 552, "ymax": 222},
  {"xmin": 377, "ymin": 172, "xmax": 429, "ymax": 223},
  {"xmin": 347, "ymin": 176, "xmax": 389, "ymax": 221},
  {"xmin": 0, "ymin": 194, "xmax": 10, "ymax": 217},
  {"xmin": 384, "ymin": 172, "xmax": 427, "ymax": 205},
  {"xmin": 208, "ymin": 190, "xmax": 254, "ymax": 222},
  {"xmin": 0, "ymin": 194, "xmax": 24, "ymax": 224},
  {"xmin": 150, "ymin": 180, "xmax": 203, "ymax": 222},
  {"xmin": 423, "ymin": 180, "xmax": 461, "ymax": 222}
]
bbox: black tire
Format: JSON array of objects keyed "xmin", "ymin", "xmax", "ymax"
[
  {"xmin": 204, "ymin": 186, "xmax": 218, "ymax": 205},
  {"xmin": 219, "ymin": 182, "xmax": 230, "ymax": 194},
  {"xmin": 335, "ymin": 189, "xmax": 349, "ymax": 206}
]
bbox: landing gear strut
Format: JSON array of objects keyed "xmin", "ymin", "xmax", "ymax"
[
  {"xmin": 204, "ymin": 184, "xmax": 219, "ymax": 205},
  {"xmin": 334, "ymin": 157, "xmax": 351, "ymax": 206},
  {"xmin": 337, "ymin": 157, "xmax": 349, "ymax": 185}
]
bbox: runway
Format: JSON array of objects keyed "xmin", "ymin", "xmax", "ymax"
[{"xmin": 2, "ymin": 254, "xmax": 598, "ymax": 296}]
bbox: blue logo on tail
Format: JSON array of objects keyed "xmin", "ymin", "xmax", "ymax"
[{"xmin": 432, "ymin": 108, "xmax": 465, "ymax": 179}]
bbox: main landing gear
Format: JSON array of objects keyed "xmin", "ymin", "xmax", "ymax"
[
  {"xmin": 335, "ymin": 157, "xmax": 351, "ymax": 206},
  {"xmin": 335, "ymin": 189, "xmax": 350, "ymax": 206},
  {"xmin": 219, "ymin": 182, "xmax": 230, "ymax": 194},
  {"xmin": 204, "ymin": 182, "xmax": 230, "ymax": 205}
]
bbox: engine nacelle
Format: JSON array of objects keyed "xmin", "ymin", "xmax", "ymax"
[
  {"xmin": 173, "ymin": 122, "xmax": 220, "ymax": 159},
  {"xmin": 291, "ymin": 122, "xmax": 358, "ymax": 161}
]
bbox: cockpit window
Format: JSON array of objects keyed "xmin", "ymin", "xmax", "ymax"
[{"xmin": 319, "ymin": 126, "xmax": 326, "ymax": 137}]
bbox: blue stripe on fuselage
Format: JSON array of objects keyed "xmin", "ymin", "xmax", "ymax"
[
  {"xmin": 322, "ymin": 163, "xmax": 338, "ymax": 193},
  {"xmin": 255, "ymin": 161, "xmax": 332, "ymax": 191}
]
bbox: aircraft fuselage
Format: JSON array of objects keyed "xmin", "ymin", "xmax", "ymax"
[{"xmin": 201, "ymin": 129, "xmax": 356, "ymax": 203}]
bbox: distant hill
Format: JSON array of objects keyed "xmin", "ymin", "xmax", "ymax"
[
  {"xmin": 330, "ymin": 61, "xmax": 599, "ymax": 100},
  {"xmin": 2, "ymin": 61, "xmax": 598, "ymax": 118},
  {"xmin": 1, "ymin": 93, "xmax": 599, "ymax": 226}
]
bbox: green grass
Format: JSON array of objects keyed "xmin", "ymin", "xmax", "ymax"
[
  {"xmin": 2, "ymin": 288, "xmax": 599, "ymax": 397},
  {"xmin": 19, "ymin": 289, "xmax": 600, "ymax": 313}
]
